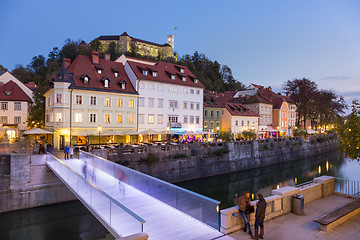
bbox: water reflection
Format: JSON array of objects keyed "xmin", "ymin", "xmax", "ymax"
[
  {"xmin": 0, "ymin": 201, "xmax": 114, "ymax": 240},
  {"xmin": 176, "ymin": 150, "xmax": 350, "ymax": 209}
]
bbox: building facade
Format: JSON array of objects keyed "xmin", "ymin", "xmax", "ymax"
[
  {"xmin": 44, "ymin": 52, "xmax": 138, "ymax": 149},
  {"xmin": 203, "ymin": 90, "xmax": 223, "ymax": 133},
  {"xmin": 118, "ymin": 55, "xmax": 204, "ymax": 137}
]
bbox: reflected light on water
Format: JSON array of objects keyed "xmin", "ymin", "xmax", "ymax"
[
  {"xmin": 318, "ymin": 165, "xmax": 321, "ymax": 175},
  {"xmin": 277, "ymin": 185, "xmax": 280, "ymax": 189},
  {"xmin": 326, "ymin": 161, "xmax": 329, "ymax": 172},
  {"xmin": 294, "ymin": 177, "xmax": 297, "ymax": 185}
]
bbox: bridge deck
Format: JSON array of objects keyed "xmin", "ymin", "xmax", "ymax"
[{"xmin": 48, "ymin": 157, "xmax": 224, "ymax": 240}]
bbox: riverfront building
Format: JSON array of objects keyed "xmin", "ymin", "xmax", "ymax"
[
  {"xmin": 203, "ymin": 90, "xmax": 223, "ymax": 133},
  {"xmin": 117, "ymin": 55, "xmax": 205, "ymax": 139},
  {"xmin": 44, "ymin": 52, "xmax": 138, "ymax": 149}
]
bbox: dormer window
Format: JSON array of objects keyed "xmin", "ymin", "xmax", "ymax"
[
  {"xmin": 194, "ymin": 79, "xmax": 199, "ymax": 84},
  {"xmin": 97, "ymin": 69, "xmax": 102, "ymax": 74},
  {"xmin": 152, "ymin": 71, "xmax": 158, "ymax": 77},
  {"xmin": 180, "ymin": 68, "xmax": 185, "ymax": 74},
  {"xmin": 121, "ymin": 81, "xmax": 126, "ymax": 90},
  {"xmin": 81, "ymin": 75, "xmax": 90, "ymax": 85},
  {"xmin": 182, "ymin": 76, "xmax": 186, "ymax": 82},
  {"xmin": 143, "ymin": 70, "xmax": 148, "ymax": 76},
  {"xmin": 84, "ymin": 76, "xmax": 89, "ymax": 84},
  {"xmin": 104, "ymin": 79, "xmax": 109, "ymax": 88},
  {"xmin": 171, "ymin": 75, "xmax": 176, "ymax": 80},
  {"xmin": 114, "ymin": 72, "xmax": 119, "ymax": 77},
  {"xmin": 5, "ymin": 91, "xmax": 11, "ymax": 96}
]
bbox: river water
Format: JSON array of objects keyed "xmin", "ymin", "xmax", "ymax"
[{"xmin": 0, "ymin": 149, "xmax": 359, "ymax": 239}]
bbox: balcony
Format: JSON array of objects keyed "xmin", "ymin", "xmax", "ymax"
[{"xmin": 167, "ymin": 122, "xmax": 182, "ymax": 128}]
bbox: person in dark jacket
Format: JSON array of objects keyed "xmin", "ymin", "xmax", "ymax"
[
  {"xmin": 252, "ymin": 193, "xmax": 266, "ymax": 239},
  {"xmin": 235, "ymin": 191, "xmax": 253, "ymax": 236}
]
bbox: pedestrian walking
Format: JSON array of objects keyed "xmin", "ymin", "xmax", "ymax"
[
  {"xmin": 82, "ymin": 161, "xmax": 88, "ymax": 179},
  {"xmin": 69, "ymin": 146, "xmax": 74, "ymax": 159},
  {"xmin": 235, "ymin": 191, "xmax": 253, "ymax": 236},
  {"xmin": 64, "ymin": 145, "xmax": 69, "ymax": 159},
  {"xmin": 252, "ymin": 193, "xmax": 267, "ymax": 239}
]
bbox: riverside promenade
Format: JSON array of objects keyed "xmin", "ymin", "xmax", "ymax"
[{"xmin": 226, "ymin": 194, "xmax": 360, "ymax": 240}]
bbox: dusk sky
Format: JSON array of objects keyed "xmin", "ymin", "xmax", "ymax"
[{"xmin": 1, "ymin": 0, "xmax": 359, "ymax": 112}]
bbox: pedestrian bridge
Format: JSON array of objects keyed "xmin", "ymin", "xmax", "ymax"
[{"xmin": 46, "ymin": 151, "xmax": 224, "ymax": 239}]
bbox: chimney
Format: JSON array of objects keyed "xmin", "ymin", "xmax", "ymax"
[
  {"xmin": 105, "ymin": 53, "xmax": 111, "ymax": 61},
  {"xmin": 91, "ymin": 51, "xmax": 99, "ymax": 65},
  {"xmin": 63, "ymin": 58, "xmax": 71, "ymax": 69}
]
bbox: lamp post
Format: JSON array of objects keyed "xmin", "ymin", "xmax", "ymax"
[{"xmin": 98, "ymin": 125, "xmax": 101, "ymax": 146}]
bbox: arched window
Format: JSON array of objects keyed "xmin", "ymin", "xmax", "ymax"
[
  {"xmin": 121, "ymin": 81, "xmax": 126, "ymax": 90},
  {"xmin": 104, "ymin": 79, "xmax": 109, "ymax": 88}
]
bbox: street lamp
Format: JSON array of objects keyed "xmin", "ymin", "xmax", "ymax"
[{"xmin": 98, "ymin": 125, "xmax": 101, "ymax": 146}]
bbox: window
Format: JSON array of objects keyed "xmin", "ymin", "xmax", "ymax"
[
  {"xmin": 97, "ymin": 69, "xmax": 102, "ymax": 74},
  {"xmin": 149, "ymin": 83, "xmax": 154, "ymax": 90},
  {"xmin": 46, "ymin": 114, "xmax": 50, "ymax": 123},
  {"xmin": 105, "ymin": 98, "xmax": 111, "ymax": 106},
  {"xmin": 190, "ymin": 89, "xmax": 194, "ymax": 94},
  {"xmin": 196, "ymin": 102, "xmax": 200, "ymax": 110},
  {"xmin": 14, "ymin": 102, "xmax": 21, "ymax": 111},
  {"xmin": 75, "ymin": 113, "xmax": 82, "ymax": 122},
  {"xmin": 182, "ymin": 76, "xmax": 186, "ymax": 82},
  {"xmin": 170, "ymin": 86, "xmax": 177, "ymax": 92},
  {"xmin": 180, "ymin": 68, "xmax": 185, "ymax": 74},
  {"xmin": 148, "ymin": 114, "xmax": 154, "ymax": 124},
  {"xmin": 169, "ymin": 116, "xmax": 178, "ymax": 123},
  {"xmin": 138, "ymin": 97, "xmax": 145, "ymax": 107},
  {"xmin": 128, "ymin": 115, "xmax": 134, "ymax": 124},
  {"xmin": 121, "ymin": 82, "xmax": 126, "ymax": 90},
  {"xmin": 129, "ymin": 100, "xmax": 135, "ymax": 108},
  {"xmin": 171, "ymin": 75, "xmax": 176, "ymax": 80},
  {"xmin": 47, "ymin": 97, "xmax": 51, "ymax": 106},
  {"xmin": 190, "ymin": 116, "xmax": 194, "ymax": 124},
  {"xmin": 183, "ymin": 115, "xmax": 188, "ymax": 123},
  {"xmin": 211, "ymin": 111, "xmax": 214, "ymax": 117},
  {"xmin": 114, "ymin": 72, "xmax": 119, "ymax": 77},
  {"xmin": 56, "ymin": 113, "xmax": 62, "ymax": 122},
  {"xmin": 235, "ymin": 120, "xmax": 238, "ymax": 126},
  {"xmin": 217, "ymin": 111, "xmax": 220, "ymax": 117},
  {"xmin": 183, "ymin": 88, "xmax": 188, "ymax": 94},
  {"xmin": 90, "ymin": 114, "xmax": 96, "ymax": 123},
  {"xmin": 152, "ymin": 72, "xmax": 158, "ymax": 77},
  {"xmin": 194, "ymin": 79, "xmax": 199, "ymax": 84},
  {"xmin": 196, "ymin": 89, "xmax": 200, "ymax": 94},
  {"xmin": 14, "ymin": 116, "xmax": 21, "ymax": 124},
  {"xmin": 56, "ymin": 94, "xmax": 62, "ymax": 103},
  {"xmin": 117, "ymin": 115, "xmax": 123, "ymax": 123},
  {"xmin": 190, "ymin": 102, "xmax": 194, "ymax": 110},
  {"xmin": 183, "ymin": 101, "xmax": 188, "ymax": 109},
  {"xmin": 138, "ymin": 114, "xmax": 144, "ymax": 124},
  {"xmin": 142, "ymin": 70, "xmax": 148, "ymax": 76},
  {"xmin": 105, "ymin": 114, "xmax": 111, "ymax": 123},
  {"xmin": 104, "ymin": 79, "xmax": 109, "ymax": 88},
  {"xmin": 118, "ymin": 99, "xmax": 123, "ymax": 107},
  {"xmin": 139, "ymin": 82, "xmax": 145, "ymax": 89},
  {"xmin": 247, "ymin": 121, "xmax": 250, "ymax": 126},
  {"xmin": 83, "ymin": 76, "xmax": 89, "ymax": 84},
  {"xmin": 169, "ymin": 100, "xmax": 178, "ymax": 109},
  {"xmin": 0, "ymin": 116, "xmax": 7, "ymax": 124},
  {"xmin": 204, "ymin": 122, "xmax": 207, "ymax": 128},
  {"xmin": 90, "ymin": 96, "xmax": 97, "ymax": 105},
  {"xmin": 205, "ymin": 110, "xmax": 208, "ymax": 116},
  {"xmin": 158, "ymin": 84, "xmax": 164, "ymax": 91},
  {"xmin": 148, "ymin": 98, "xmax": 155, "ymax": 107},
  {"xmin": 241, "ymin": 121, "xmax": 244, "ymax": 126},
  {"xmin": 158, "ymin": 114, "xmax": 163, "ymax": 124},
  {"xmin": 196, "ymin": 116, "xmax": 200, "ymax": 124},
  {"xmin": 75, "ymin": 95, "xmax": 82, "ymax": 105},
  {"xmin": 158, "ymin": 99, "xmax": 164, "ymax": 108}
]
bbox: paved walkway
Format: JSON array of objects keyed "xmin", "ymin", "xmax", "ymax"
[{"xmin": 229, "ymin": 195, "xmax": 360, "ymax": 240}]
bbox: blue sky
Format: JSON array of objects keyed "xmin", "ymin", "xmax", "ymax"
[{"xmin": 0, "ymin": 0, "xmax": 359, "ymax": 111}]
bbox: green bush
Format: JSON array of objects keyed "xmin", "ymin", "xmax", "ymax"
[
  {"xmin": 218, "ymin": 130, "xmax": 233, "ymax": 142},
  {"xmin": 242, "ymin": 130, "xmax": 256, "ymax": 140}
]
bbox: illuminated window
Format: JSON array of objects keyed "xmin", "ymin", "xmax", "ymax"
[
  {"xmin": 56, "ymin": 113, "xmax": 62, "ymax": 122},
  {"xmin": 75, "ymin": 95, "xmax": 82, "ymax": 105},
  {"xmin": 97, "ymin": 69, "xmax": 102, "ymax": 74},
  {"xmin": 117, "ymin": 115, "xmax": 123, "ymax": 123},
  {"xmin": 183, "ymin": 101, "xmax": 188, "ymax": 109},
  {"xmin": 158, "ymin": 114, "xmax": 163, "ymax": 124},
  {"xmin": 142, "ymin": 70, "xmax": 148, "ymax": 76},
  {"xmin": 128, "ymin": 115, "xmax": 134, "ymax": 123},
  {"xmin": 121, "ymin": 82, "xmax": 126, "ymax": 90},
  {"xmin": 171, "ymin": 75, "xmax": 176, "ymax": 80},
  {"xmin": 105, "ymin": 98, "xmax": 111, "ymax": 106},
  {"xmin": 129, "ymin": 100, "xmax": 135, "ymax": 108},
  {"xmin": 169, "ymin": 100, "xmax": 178, "ymax": 108},
  {"xmin": 118, "ymin": 99, "xmax": 123, "ymax": 107},
  {"xmin": 104, "ymin": 79, "xmax": 109, "ymax": 88},
  {"xmin": 148, "ymin": 114, "xmax": 154, "ymax": 124},
  {"xmin": 180, "ymin": 68, "xmax": 184, "ymax": 74},
  {"xmin": 152, "ymin": 72, "xmax": 158, "ymax": 77},
  {"xmin": 105, "ymin": 114, "xmax": 111, "ymax": 123},
  {"xmin": 114, "ymin": 72, "xmax": 119, "ymax": 77},
  {"xmin": 56, "ymin": 93, "xmax": 62, "ymax": 103},
  {"xmin": 75, "ymin": 113, "xmax": 82, "ymax": 122}
]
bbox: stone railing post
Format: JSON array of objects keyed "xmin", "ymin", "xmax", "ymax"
[
  {"xmin": 271, "ymin": 186, "xmax": 300, "ymax": 214},
  {"xmin": 314, "ymin": 176, "xmax": 335, "ymax": 198}
]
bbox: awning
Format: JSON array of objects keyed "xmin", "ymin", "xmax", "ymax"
[
  {"xmin": 139, "ymin": 129, "xmax": 161, "ymax": 135},
  {"xmin": 23, "ymin": 128, "xmax": 53, "ymax": 135}
]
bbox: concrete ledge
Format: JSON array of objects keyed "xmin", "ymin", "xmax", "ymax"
[{"xmin": 116, "ymin": 233, "xmax": 149, "ymax": 240}]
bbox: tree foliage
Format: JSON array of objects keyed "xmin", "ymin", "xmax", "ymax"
[{"xmin": 336, "ymin": 100, "xmax": 360, "ymax": 161}]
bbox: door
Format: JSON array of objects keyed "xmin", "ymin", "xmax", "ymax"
[{"xmin": 60, "ymin": 135, "xmax": 65, "ymax": 150}]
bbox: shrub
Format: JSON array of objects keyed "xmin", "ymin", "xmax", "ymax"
[{"xmin": 241, "ymin": 130, "xmax": 256, "ymax": 140}]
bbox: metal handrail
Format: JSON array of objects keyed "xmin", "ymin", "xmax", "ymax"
[
  {"xmin": 47, "ymin": 153, "xmax": 146, "ymax": 224},
  {"xmin": 81, "ymin": 150, "xmax": 221, "ymax": 205},
  {"xmin": 295, "ymin": 180, "xmax": 315, "ymax": 188}
]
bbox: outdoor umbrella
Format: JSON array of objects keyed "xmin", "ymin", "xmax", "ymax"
[{"xmin": 23, "ymin": 128, "xmax": 53, "ymax": 135}]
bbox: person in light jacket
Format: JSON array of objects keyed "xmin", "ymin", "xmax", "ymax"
[
  {"xmin": 235, "ymin": 191, "xmax": 252, "ymax": 236},
  {"xmin": 252, "ymin": 193, "xmax": 266, "ymax": 239}
]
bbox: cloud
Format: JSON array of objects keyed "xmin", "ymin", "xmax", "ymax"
[
  {"xmin": 339, "ymin": 91, "xmax": 360, "ymax": 97},
  {"xmin": 317, "ymin": 76, "xmax": 351, "ymax": 81}
]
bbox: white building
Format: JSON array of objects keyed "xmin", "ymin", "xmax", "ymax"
[
  {"xmin": 0, "ymin": 76, "xmax": 33, "ymax": 138},
  {"xmin": 117, "ymin": 55, "xmax": 204, "ymax": 137},
  {"xmin": 44, "ymin": 52, "xmax": 138, "ymax": 149}
]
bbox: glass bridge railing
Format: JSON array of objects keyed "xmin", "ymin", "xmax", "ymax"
[
  {"xmin": 46, "ymin": 153, "xmax": 146, "ymax": 237},
  {"xmin": 79, "ymin": 150, "xmax": 221, "ymax": 230}
]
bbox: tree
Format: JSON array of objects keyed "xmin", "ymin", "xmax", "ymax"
[
  {"xmin": 336, "ymin": 100, "xmax": 360, "ymax": 161},
  {"xmin": 27, "ymin": 89, "xmax": 46, "ymax": 128},
  {"xmin": 0, "ymin": 64, "xmax": 8, "ymax": 74},
  {"xmin": 106, "ymin": 42, "xmax": 121, "ymax": 61},
  {"xmin": 242, "ymin": 130, "xmax": 256, "ymax": 140}
]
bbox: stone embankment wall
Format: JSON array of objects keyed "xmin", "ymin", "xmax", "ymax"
[
  {"xmin": 0, "ymin": 154, "xmax": 76, "ymax": 213},
  {"xmin": 101, "ymin": 134, "xmax": 339, "ymax": 183}
]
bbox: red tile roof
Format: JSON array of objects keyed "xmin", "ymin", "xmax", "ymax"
[
  {"xmin": 0, "ymin": 80, "xmax": 33, "ymax": 102},
  {"xmin": 225, "ymin": 102, "xmax": 259, "ymax": 117},
  {"xmin": 127, "ymin": 60, "xmax": 205, "ymax": 88},
  {"xmin": 204, "ymin": 90, "xmax": 223, "ymax": 108},
  {"xmin": 65, "ymin": 55, "xmax": 137, "ymax": 94}
]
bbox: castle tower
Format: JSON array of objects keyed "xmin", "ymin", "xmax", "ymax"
[{"xmin": 167, "ymin": 35, "xmax": 174, "ymax": 49}]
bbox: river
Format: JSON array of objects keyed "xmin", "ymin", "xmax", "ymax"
[{"xmin": 0, "ymin": 149, "xmax": 359, "ymax": 239}]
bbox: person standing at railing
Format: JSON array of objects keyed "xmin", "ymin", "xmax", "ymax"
[
  {"xmin": 235, "ymin": 191, "xmax": 253, "ymax": 237},
  {"xmin": 64, "ymin": 145, "xmax": 69, "ymax": 160},
  {"xmin": 252, "ymin": 193, "xmax": 266, "ymax": 240}
]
